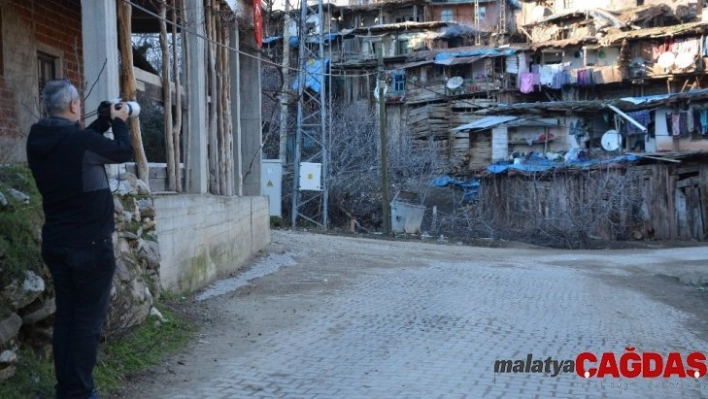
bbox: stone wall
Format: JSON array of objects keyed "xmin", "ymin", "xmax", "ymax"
[
  {"xmin": 107, "ymin": 174, "xmax": 161, "ymax": 335},
  {"xmin": 0, "ymin": 168, "xmax": 159, "ymax": 382},
  {"xmin": 154, "ymin": 194, "xmax": 271, "ymax": 294},
  {"xmin": 0, "ymin": 166, "xmax": 271, "ymax": 381}
]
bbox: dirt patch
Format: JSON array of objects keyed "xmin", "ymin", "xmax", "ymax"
[
  {"xmin": 282, "ymin": 227, "xmax": 708, "ymax": 251},
  {"xmin": 600, "ymin": 272, "xmax": 708, "ymax": 343}
]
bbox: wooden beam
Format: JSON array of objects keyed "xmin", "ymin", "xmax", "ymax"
[
  {"xmin": 159, "ymin": 0, "xmax": 176, "ymax": 191},
  {"xmin": 206, "ymin": 0, "xmax": 220, "ymax": 194},
  {"xmin": 172, "ymin": 0, "xmax": 183, "ymax": 192},
  {"xmin": 118, "ymin": 2, "xmax": 150, "ymax": 186}
]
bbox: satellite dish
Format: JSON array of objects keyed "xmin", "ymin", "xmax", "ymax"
[
  {"xmin": 657, "ymin": 52, "xmax": 675, "ymax": 69},
  {"xmin": 446, "ymin": 76, "xmax": 464, "ymax": 90},
  {"xmin": 675, "ymin": 52, "xmax": 695, "ymax": 69},
  {"xmin": 373, "ymin": 84, "xmax": 387, "ymax": 100},
  {"xmin": 601, "ymin": 130, "xmax": 622, "ymax": 151}
]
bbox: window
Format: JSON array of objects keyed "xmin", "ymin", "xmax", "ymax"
[
  {"xmin": 542, "ymin": 50, "xmax": 563, "ymax": 64},
  {"xmin": 478, "ymin": 6, "xmax": 486, "ymax": 20},
  {"xmin": 397, "ymin": 40, "xmax": 409, "ymax": 55},
  {"xmin": 37, "ymin": 52, "xmax": 58, "ymax": 94},
  {"xmin": 392, "ymin": 72, "xmax": 406, "ymax": 92},
  {"xmin": 441, "ymin": 9, "xmax": 453, "ymax": 22}
]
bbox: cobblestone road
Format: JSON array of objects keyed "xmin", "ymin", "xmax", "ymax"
[{"xmin": 130, "ymin": 232, "xmax": 708, "ymax": 399}]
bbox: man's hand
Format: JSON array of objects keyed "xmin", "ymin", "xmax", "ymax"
[{"xmin": 110, "ymin": 102, "xmax": 130, "ymax": 122}]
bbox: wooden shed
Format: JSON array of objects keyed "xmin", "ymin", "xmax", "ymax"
[{"xmin": 477, "ymin": 152, "xmax": 708, "ymax": 243}]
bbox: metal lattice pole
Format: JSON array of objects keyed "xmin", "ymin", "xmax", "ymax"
[{"xmin": 291, "ymin": 0, "xmax": 328, "ymax": 229}]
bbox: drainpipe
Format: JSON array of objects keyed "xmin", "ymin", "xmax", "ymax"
[{"xmin": 606, "ymin": 104, "xmax": 648, "ymax": 133}]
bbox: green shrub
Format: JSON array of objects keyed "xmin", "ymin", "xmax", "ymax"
[{"xmin": 0, "ymin": 166, "xmax": 44, "ymax": 286}]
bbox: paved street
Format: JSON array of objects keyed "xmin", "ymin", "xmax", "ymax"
[{"xmin": 130, "ymin": 231, "xmax": 708, "ymax": 399}]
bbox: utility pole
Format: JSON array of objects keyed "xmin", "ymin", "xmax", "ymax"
[
  {"xmin": 377, "ymin": 48, "xmax": 391, "ymax": 234},
  {"xmin": 279, "ymin": 0, "xmax": 290, "ymax": 164},
  {"xmin": 291, "ymin": 0, "xmax": 328, "ymax": 229}
]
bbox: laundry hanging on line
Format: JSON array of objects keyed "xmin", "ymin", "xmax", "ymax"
[{"xmin": 624, "ymin": 110, "xmax": 650, "ymax": 136}]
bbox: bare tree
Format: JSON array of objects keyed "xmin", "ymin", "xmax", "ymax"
[{"xmin": 325, "ymin": 101, "xmax": 446, "ymax": 230}]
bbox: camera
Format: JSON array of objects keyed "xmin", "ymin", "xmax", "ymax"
[{"xmin": 97, "ymin": 99, "xmax": 141, "ymax": 121}]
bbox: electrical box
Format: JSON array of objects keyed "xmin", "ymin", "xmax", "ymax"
[
  {"xmin": 261, "ymin": 160, "xmax": 282, "ymax": 217},
  {"xmin": 299, "ymin": 162, "xmax": 322, "ymax": 191}
]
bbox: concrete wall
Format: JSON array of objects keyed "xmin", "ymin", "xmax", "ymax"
[
  {"xmin": 239, "ymin": 19, "xmax": 264, "ymax": 196},
  {"xmin": 154, "ymin": 194, "xmax": 271, "ymax": 294},
  {"xmin": 654, "ymin": 107, "xmax": 708, "ymax": 153}
]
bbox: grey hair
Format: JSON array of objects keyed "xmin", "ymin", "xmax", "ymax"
[{"xmin": 41, "ymin": 80, "xmax": 80, "ymax": 116}]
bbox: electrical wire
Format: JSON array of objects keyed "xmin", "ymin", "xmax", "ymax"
[
  {"xmin": 122, "ymin": 0, "xmax": 378, "ymax": 79},
  {"xmin": 122, "ymin": 0, "xmax": 525, "ymax": 105},
  {"xmin": 122, "ymin": 0, "xmax": 601, "ymax": 130}
]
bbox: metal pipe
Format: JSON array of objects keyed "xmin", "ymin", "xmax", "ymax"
[{"xmin": 606, "ymin": 104, "xmax": 648, "ymax": 133}]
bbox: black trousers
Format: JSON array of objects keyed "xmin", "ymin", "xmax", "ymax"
[{"xmin": 42, "ymin": 237, "xmax": 116, "ymax": 399}]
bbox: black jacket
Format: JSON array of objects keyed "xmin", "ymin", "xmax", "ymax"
[{"xmin": 26, "ymin": 117, "xmax": 133, "ymax": 247}]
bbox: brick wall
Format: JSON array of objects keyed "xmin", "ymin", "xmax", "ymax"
[
  {"xmin": 3, "ymin": 0, "xmax": 83, "ymax": 85},
  {"xmin": 0, "ymin": 0, "xmax": 83, "ymax": 158}
]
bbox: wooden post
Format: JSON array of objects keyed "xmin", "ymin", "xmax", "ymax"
[
  {"xmin": 223, "ymin": 23, "xmax": 234, "ymax": 196},
  {"xmin": 700, "ymin": 164, "xmax": 708, "ymax": 238},
  {"xmin": 159, "ymin": 0, "xmax": 176, "ymax": 191},
  {"xmin": 117, "ymin": 1, "xmax": 149, "ymax": 187},
  {"xmin": 206, "ymin": 1, "xmax": 220, "ymax": 194},
  {"xmin": 215, "ymin": 7, "xmax": 225, "ymax": 194},
  {"xmin": 218, "ymin": 15, "xmax": 231, "ymax": 195},
  {"xmin": 172, "ymin": 0, "xmax": 183, "ymax": 192},
  {"xmin": 181, "ymin": 0, "xmax": 192, "ymax": 192}
]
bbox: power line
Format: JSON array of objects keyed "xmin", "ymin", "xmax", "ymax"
[
  {"xmin": 123, "ymin": 0, "xmax": 519, "ymax": 103},
  {"xmin": 122, "ymin": 0, "xmax": 378, "ymax": 79},
  {"xmin": 125, "ymin": 0, "xmax": 565, "ymax": 122}
]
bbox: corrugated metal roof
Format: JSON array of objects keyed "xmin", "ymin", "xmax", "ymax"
[
  {"xmin": 435, "ymin": 48, "xmax": 518, "ymax": 62},
  {"xmin": 396, "ymin": 60, "xmax": 435, "ymax": 70},
  {"xmin": 619, "ymin": 88, "xmax": 708, "ymax": 105},
  {"xmin": 435, "ymin": 56, "xmax": 482, "ymax": 66},
  {"xmin": 452, "ymin": 116, "xmax": 519, "ymax": 131}
]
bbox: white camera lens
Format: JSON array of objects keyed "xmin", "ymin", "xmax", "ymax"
[{"xmin": 125, "ymin": 101, "xmax": 140, "ymax": 117}]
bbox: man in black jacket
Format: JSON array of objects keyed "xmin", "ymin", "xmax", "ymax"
[{"xmin": 26, "ymin": 79, "xmax": 132, "ymax": 399}]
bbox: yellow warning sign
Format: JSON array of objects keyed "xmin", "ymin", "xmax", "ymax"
[{"xmin": 266, "ymin": 180, "xmax": 274, "ymax": 187}]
